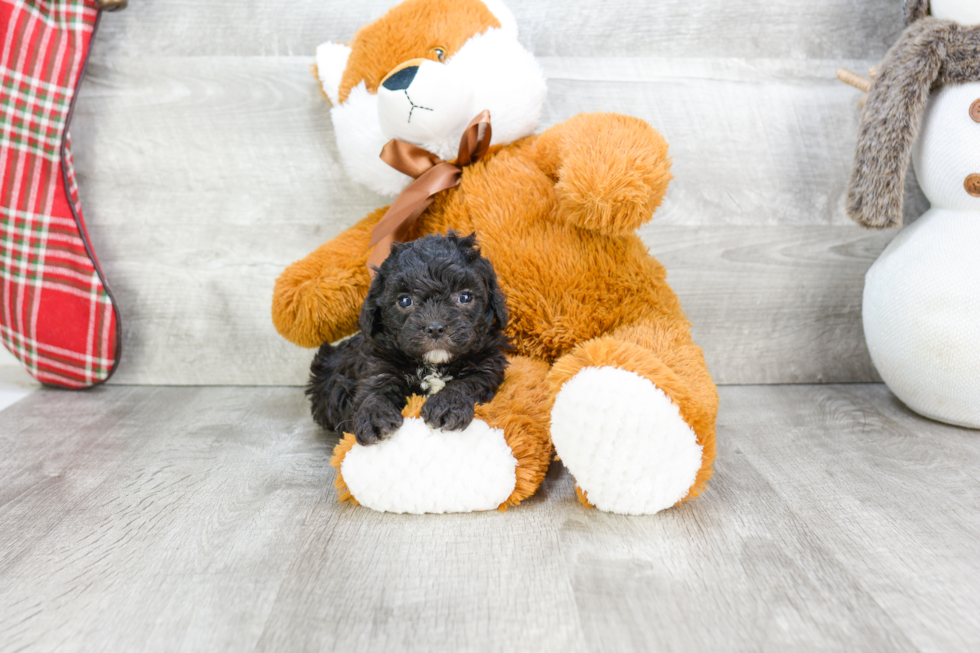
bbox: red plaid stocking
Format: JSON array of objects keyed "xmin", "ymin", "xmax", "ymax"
[{"xmin": 0, "ymin": 0, "xmax": 119, "ymax": 388}]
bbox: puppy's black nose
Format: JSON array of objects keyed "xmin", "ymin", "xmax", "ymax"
[
  {"xmin": 425, "ymin": 322, "xmax": 446, "ymax": 338},
  {"xmin": 382, "ymin": 66, "xmax": 419, "ymax": 91}
]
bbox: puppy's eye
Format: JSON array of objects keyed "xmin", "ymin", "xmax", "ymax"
[
  {"xmin": 457, "ymin": 292, "xmax": 473, "ymax": 304},
  {"xmin": 397, "ymin": 295, "xmax": 413, "ymax": 308},
  {"xmin": 431, "ymin": 46, "xmax": 446, "ymax": 62}
]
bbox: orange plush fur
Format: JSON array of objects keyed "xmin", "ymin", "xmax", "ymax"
[{"xmin": 278, "ymin": 0, "xmax": 718, "ymax": 511}]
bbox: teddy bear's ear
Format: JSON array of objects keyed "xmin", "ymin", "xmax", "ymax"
[
  {"xmin": 315, "ymin": 41, "xmax": 352, "ymax": 106},
  {"xmin": 479, "ymin": 0, "xmax": 519, "ymax": 38},
  {"xmin": 905, "ymin": 0, "xmax": 930, "ymax": 24},
  {"xmin": 451, "ymin": 231, "xmax": 481, "ymax": 261}
]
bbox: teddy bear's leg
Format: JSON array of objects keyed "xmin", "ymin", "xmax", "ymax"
[
  {"xmin": 331, "ymin": 356, "xmax": 554, "ymax": 513},
  {"xmin": 473, "ymin": 356, "xmax": 554, "ymax": 509},
  {"xmin": 533, "ymin": 113, "xmax": 672, "ymax": 236},
  {"xmin": 547, "ymin": 321, "xmax": 718, "ymax": 515},
  {"xmin": 272, "ymin": 207, "xmax": 386, "ymax": 348}
]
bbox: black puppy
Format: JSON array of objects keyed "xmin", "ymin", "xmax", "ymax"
[{"xmin": 306, "ymin": 232, "xmax": 509, "ymax": 445}]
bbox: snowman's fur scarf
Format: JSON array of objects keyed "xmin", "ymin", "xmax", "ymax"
[{"xmin": 846, "ymin": 17, "xmax": 980, "ymax": 228}]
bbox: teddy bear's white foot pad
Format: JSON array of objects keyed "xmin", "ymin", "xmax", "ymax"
[
  {"xmin": 341, "ymin": 417, "xmax": 517, "ymax": 514},
  {"xmin": 551, "ymin": 366, "xmax": 703, "ymax": 515}
]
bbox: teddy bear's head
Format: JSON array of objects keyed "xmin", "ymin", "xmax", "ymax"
[{"xmin": 315, "ymin": 0, "xmax": 546, "ymax": 197}]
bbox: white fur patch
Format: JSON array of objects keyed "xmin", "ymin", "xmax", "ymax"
[
  {"xmin": 550, "ymin": 366, "xmax": 704, "ymax": 515},
  {"xmin": 315, "ymin": 41, "xmax": 351, "ymax": 106},
  {"xmin": 419, "ymin": 368, "xmax": 451, "ymax": 395},
  {"xmin": 423, "ymin": 349, "xmax": 452, "ymax": 364},
  {"xmin": 341, "ymin": 417, "xmax": 517, "ymax": 514}
]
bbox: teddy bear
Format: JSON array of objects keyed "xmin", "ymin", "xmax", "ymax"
[
  {"xmin": 840, "ymin": 0, "xmax": 980, "ymax": 428},
  {"xmin": 272, "ymin": 0, "xmax": 719, "ymax": 513}
]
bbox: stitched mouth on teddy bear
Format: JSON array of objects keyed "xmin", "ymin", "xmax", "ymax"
[
  {"xmin": 377, "ymin": 59, "xmax": 474, "ymax": 145},
  {"xmin": 396, "ymin": 89, "xmax": 433, "ymax": 125}
]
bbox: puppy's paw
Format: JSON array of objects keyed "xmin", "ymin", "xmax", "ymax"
[
  {"xmin": 353, "ymin": 398, "xmax": 404, "ymax": 445},
  {"xmin": 421, "ymin": 391, "xmax": 476, "ymax": 431}
]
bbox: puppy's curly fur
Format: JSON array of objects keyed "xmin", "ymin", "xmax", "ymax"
[{"xmin": 306, "ymin": 232, "xmax": 509, "ymax": 445}]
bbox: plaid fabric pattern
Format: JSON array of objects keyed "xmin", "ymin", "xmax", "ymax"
[{"xmin": 0, "ymin": 0, "xmax": 118, "ymax": 388}]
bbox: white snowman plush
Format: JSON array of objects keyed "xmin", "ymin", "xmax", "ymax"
[{"xmin": 846, "ymin": 0, "xmax": 980, "ymax": 428}]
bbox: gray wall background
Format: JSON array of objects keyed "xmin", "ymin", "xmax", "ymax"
[{"xmin": 70, "ymin": 0, "xmax": 920, "ymax": 385}]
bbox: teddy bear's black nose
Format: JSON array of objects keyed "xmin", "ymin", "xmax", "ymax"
[
  {"xmin": 382, "ymin": 65, "xmax": 419, "ymax": 91},
  {"xmin": 425, "ymin": 322, "xmax": 446, "ymax": 338}
]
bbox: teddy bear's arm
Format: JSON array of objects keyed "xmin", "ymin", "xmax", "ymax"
[
  {"xmin": 532, "ymin": 113, "xmax": 673, "ymax": 236},
  {"xmin": 272, "ymin": 207, "xmax": 386, "ymax": 348}
]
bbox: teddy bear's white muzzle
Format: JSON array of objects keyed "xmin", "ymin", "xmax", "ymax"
[{"xmin": 377, "ymin": 60, "xmax": 475, "ymax": 145}]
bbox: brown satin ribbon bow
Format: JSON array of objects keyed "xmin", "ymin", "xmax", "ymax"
[{"xmin": 367, "ymin": 110, "xmax": 492, "ymax": 273}]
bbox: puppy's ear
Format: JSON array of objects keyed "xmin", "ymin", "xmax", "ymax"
[
  {"xmin": 358, "ymin": 267, "xmax": 386, "ymax": 338},
  {"xmin": 359, "ymin": 241, "xmax": 404, "ymax": 337},
  {"xmin": 476, "ymin": 258, "xmax": 508, "ymax": 330},
  {"xmin": 453, "ymin": 231, "xmax": 481, "ymax": 262}
]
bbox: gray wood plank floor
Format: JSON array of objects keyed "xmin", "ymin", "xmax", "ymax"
[{"xmin": 1, "ymin": 385, "xmax": 977, "ymax": 652}]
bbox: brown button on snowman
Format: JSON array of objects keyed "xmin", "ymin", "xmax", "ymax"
[{"xmin": 840, "ymin": 0, "xmax": 980, "ymax": 428}]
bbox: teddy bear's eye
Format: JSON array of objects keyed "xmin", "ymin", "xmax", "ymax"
[
  {"xmin": 431, "ymin": 47, "xmax": 446, "ymax": 62},
  {"xmin": 457, "ymin": 292, "xmax": 473, "ymax": 304},
  {"xmin": 397, "ymin": 295, "xmax": 413, "ymax": 308}
]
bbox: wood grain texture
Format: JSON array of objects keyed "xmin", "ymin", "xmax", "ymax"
[
  {"xmin": 650, "ymin": 225, "xmax": 894, "ymax": 385},
  {"xmin": 541, "ymin": 57, "xmax": 930, "ymax": 227},
  {"xmin": 57, "ymin": 0, "xmax": 928, "ymax": 385},
  {"xmin": 78, "ymin": 220, "xmax": 894, "ymax": 386},
  {"xmin": 1, "ymin": 384, "xmax": 978, "ymax": 652},
  {"xmin": 73, "ymin": 56, "xmax": 916, "ymax": 230},
  {"xmin": 73, "ymin": 54, "xmax": 934, "ymax": 232},
  {"xmin": 719, "ymin": 386, "xmax": 980, "ymax": 653},
  {"xmin": 91, "ymin": 0, "xmax": 906, "ymax": 60},
  {"xmin": 68, "ymin": 54, "xmax": 914, "ymax": 385}
]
